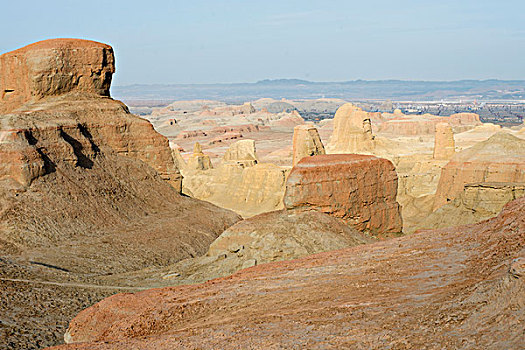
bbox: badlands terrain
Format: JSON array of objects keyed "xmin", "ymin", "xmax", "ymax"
[{"xmin": 0, "ymin": 39, "xmax": 524, "ymax": 349}]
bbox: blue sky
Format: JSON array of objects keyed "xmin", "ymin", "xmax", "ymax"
[{"xmin": 1, "ymin": 0, "xmax": 524, "ymax": 85}]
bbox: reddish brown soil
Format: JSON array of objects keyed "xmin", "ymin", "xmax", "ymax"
[{"xmin": 53, "ymin": 198, "xmax": 525, "ymax": 349}]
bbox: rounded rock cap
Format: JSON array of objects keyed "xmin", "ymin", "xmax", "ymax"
[{"xmin": 0, "ymin": 38, "xmax": 115, "ymax": 113}]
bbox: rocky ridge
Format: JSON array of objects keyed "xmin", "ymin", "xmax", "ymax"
[{"xmin": 55, "ymin": 196, "xmax": 525, "ymax": 349}]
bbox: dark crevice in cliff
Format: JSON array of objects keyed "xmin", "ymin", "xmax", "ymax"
[{"xmin": 59, "ymin": 129, "xmax": 94, "ymax": 169}]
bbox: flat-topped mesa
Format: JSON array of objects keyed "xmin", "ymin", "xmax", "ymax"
[
  {"xmin": 292, "ymin": 124, "xmax": 325, "ymax": 166},
  {"xmin": 448, "ymin": 112, "xmax": 481, "ymax": 126},
  {"xmin": 222, "ymin": 139, "xmax": 258, "ymax": 167},
  {"xmin": 0, "ymin": 38, "xmax": 114, "ymax": 114},
  {"xmin": 284, "ymin": 154, "xmax": 402, "ymax": 234},
  {"xmin": 433, "ymin": 122, "xmax": 455, "ymax": 160},
  {"xmin": 378, "ymin": 112, "xmax": 481, "ymax": 136},
  {"xmin": 0, "ymin": 39, "xmax": 181, "ymax": 191},
  {"xmin": 326, "ymin": 103, "xmax": 375, "ymax": 154},
  {"xmin": 433, "ymin": 132, "xmax": 525, "ymax": 210}
]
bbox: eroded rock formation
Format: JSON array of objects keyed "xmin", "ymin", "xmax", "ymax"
[
  {"xmin": 284, "ymin": 154, "xmax": 402, "ymax": 234},
  {"xmin": 155, "ymin": 209, "xmax": 371, "ymax": 285},
  {"xmin": 433, "ymin": 132, "xmax": 525, "ymax": 210},
  {"xmin": 433, "ymin": 122, "xmax": 455, "ymax": 160},
  {"xmin": 378, "ymin": 112, "xmax": 481, "ymax": 136},
  {"xmin": 292, "ymin": 124, "xmax": 325, "ymax": 166},
  {"xmin": 0, "ymin": 39, "xmax": 114, "ymax": 114},
  {"xmin": 222, "ymin": 139, "xmax": 258, "ymax": 167},
  {"xmin": 413, "ymin": 182, "xmax": 525, "ymax": 232},
  {"xmin": 0, "ymin": 39, "xmax": 181, "ymax": 191},
  {"xmin": 56, "ymin": 197, "xmax": 525, "ymax": 350},
  {"xmin": 182, "ymin": 162, "xmax": 289, "ymax": 218},
  {"xmin": 186, "ymin": 142, "xmax": 212, "ymax": 170},
  {"xmin": 0, "ymin": 39, "xmax": 240, "ymax": 348},
  {"xmin": 326, "ymin": 103, "xmax": 375, "ymax": 153}
]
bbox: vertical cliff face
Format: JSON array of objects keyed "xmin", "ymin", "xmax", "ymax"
[
  {"xmin": 292, "ymin": 124, "xmax": 325, "ymax": 166},
  {"xmin": 0, "ymin": 38, "xmax": 181, "ymax": 191},
  {"xmin": 433, "ymin": 132, "xmax": 525, "ymax": 210},
  {"xmin": 284, "ymin": 154, "xmax": 402, "ymax": 234},
  {"xmin": 433, "ymin": 122, "xmax": 455, "ymax": 160},
  {"xmin": 222, "ymin": 139, "xmax": 258, "ymax": 167}
]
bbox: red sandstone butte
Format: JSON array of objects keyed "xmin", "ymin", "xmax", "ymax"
[
  {"xmin": 284, "ymin": 154, "xmax": 402, "ymax": 234},
  {"xmin": 52, "ymin": 197, "xmax": 525, "ymax": 349},
  {"xmin": 0, "ymin": 38, "xmax": 182, "ymax": 190},
  {"xmin": 0, "ymin": 38, "xmax": 114, "ymax": 114}
]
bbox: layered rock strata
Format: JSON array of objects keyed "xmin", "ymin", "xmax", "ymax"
[
  {"xmin": 378, "ymin": 112, "xmax": 481, "ymax": 136},
  {"xmin": 0, "ymin": 39, "xmax": 181, "ymax": 191},
  {"xmin": 433, "ymin": 132, "xmax": 525, "ymax": 210},
  {"xmin": 413, "ymin": 182, "xmax": 525, "ymax": 232},
  {"xmin": 284, "ymin": 154, "xmax": 402, "ymax": 234}
]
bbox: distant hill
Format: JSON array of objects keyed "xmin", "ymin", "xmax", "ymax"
[{"xmin": 112, "ymin": 79, "xmax": 525, "ymax": 102}]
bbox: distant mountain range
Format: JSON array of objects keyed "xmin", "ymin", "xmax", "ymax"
[{"xmin": 112, "ymin": 79, "xmax": 525, "ymax": 102}]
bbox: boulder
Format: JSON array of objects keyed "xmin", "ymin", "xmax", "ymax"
[
  {"xmin": 292, "ymin": 124, "xmax": 325, "ymax": 166},
  {"xmin": 284, "ymin": 154, "xmax": 402, "ymax": 234}
]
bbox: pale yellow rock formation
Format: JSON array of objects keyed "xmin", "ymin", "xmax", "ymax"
[
  {"xmin": 393, "ymin": 108, "xmax": 404, "ymax": 116},
  {"xmin": 391, "ymin": 154, "xmax": 450, "ymax": 232},
  {"xmin": 326, "ymin": 103, "xmax": 375, "ymax": 153},
  {"xmin": 433, "ymin": 122, "xmax": 455, "ymax": 160},
  {"xmin": 434, "ymin": 132, "xmax": 525, "ymax": 210},
  {"xmin": 292, "ymin": 125, "xmax": 325, "ymax": 166},
  {"xmin": 187, "ymin": 142, "xmax": 212, "ymax": 170},
  {"xmin": 410, "ymin": 182, "xmax": 525, "ymax": 232},
  {"xmin": 223, "ymin": 139, "xmax": 258, "ymax": 167},
  {"xmin": 182, "ymin": 162, "xmax": 289, "ymax": 217}
]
